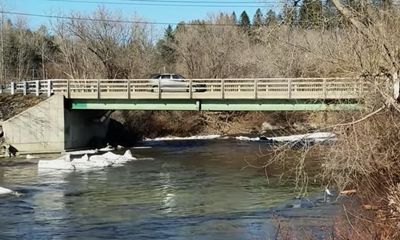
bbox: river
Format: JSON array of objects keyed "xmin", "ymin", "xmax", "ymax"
[{"xmin": 0, "ymin": 139, "xmax": 338, "ymax": 239}]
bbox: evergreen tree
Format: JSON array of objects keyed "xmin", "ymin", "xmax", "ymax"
[
  {"xmin": 253, "ymin": 8, "xmax": 264, "ymax": 27},
  {"xmin": 239, "ymin": 11, "xmax": 251, "ymax": 29},
  {"xmin": 231, "ymin": 11, "xmax": 238, "ymax": 24},
  {"xmin": 156, "ymin": 25, "xmax": 177, "ymax": 69},
  {"xmin": 265, "ymin": 9, "xmax": 278, "ymax": 25}
]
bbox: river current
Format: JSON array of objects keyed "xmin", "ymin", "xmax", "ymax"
[{"xmin": 0, "ymin": 139, "xmax": 337, "ymax": 239}]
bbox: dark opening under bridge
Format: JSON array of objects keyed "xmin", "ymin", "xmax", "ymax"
[
  {"xmin": 1, "ymin": 78, "xmax": 363, "ymax": 111},
  {"xmin": 0, "ymin": 77, "xmax": 365, "ymax": 154}
]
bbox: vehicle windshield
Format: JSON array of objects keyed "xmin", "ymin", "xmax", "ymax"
[
  {"xmin": 172, "ymin": 75, "xmax": 183, "ymax": 79},
  {"xmin": 151, "ymin": 74, "xmax": 185, "ymax": 80}
]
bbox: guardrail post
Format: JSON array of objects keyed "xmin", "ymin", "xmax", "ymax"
[
  {"xmin": 127, "ymin": 79, "xmax": 131, "ymax": 99},
  {"xmin": 254, "ymin": 79, "xmax": 258, "ymax": 99},
  {"xmin": 288, "ymin": 79, "xmax": 292, "ymax": 99},
  {"xmin": 97, "ymin": 79, "xmax": 100, "ymax": 99},
  {"xmin": 10, "ymin": 82, "xmax": 15, "ymax": 95},
  {"xmin": 189, "ymin": 79, "xmax": 193, "ymax": 99},
  {"xmin": 221, "ymin": 79, "xmax": 225, "ymax": 99},
  {"xmin": 35, "ymin": 80, "xmax": 40, "ymax": 96},
  {"xmin": 323, "ymin": 79, "xmax": 327, "ymax": 99},
  {"xmin": 47, "ymin": 80, "xmax": 52, "ymax": 97},
  {"xmin": 22, "ymin": 81, "xmax": 27, "ymax": 95}
]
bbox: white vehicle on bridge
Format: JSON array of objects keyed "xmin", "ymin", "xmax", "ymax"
[{"xmin": 149, "ymin": 73, "xmax": 206, "ymax": 92}]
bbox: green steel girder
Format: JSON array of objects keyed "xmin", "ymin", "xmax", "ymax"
[
  {"xmin": 69, "ymin": 99, "xmax": 360, "ymax": 111},
  {"xmin": 70, "ymin": 99, "xmax": 201, "ymax": 111}
]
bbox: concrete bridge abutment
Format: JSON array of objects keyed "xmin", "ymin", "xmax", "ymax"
[{"xmin": 2, "ymin": 95, "xmax": 109, "ymax": 154}]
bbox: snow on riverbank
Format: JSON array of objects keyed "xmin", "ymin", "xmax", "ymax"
[
  {"xmin": 0, "ymin": 187, "xmax": 13, "ymax": 195},
  {"xmin": 38, "ymin": 150, "xmax": 136, "ymax": 171},
  {"xmin": 143, "ymin": 132, "xmax": 336, "ymax": 144},
  {"xmin": 144, "ymin": 135, "xmax": 221, "ymax": 141},
  {"xmin": 268, "ymin": 132, "xmax": 336, "ymax": 142},
  {"xmin": 235, "ymin": 132, "xmax": 336, "ymax": 143}
]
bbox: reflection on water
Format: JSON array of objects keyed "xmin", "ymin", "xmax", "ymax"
[{"xmin": 0, "ymin": 140, "xmax": 336, "ymax": 239}]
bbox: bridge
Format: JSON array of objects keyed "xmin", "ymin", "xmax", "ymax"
[
  {"xmin": 1, "ymin": 78, "xmax": 363, "ymax": 111},
  {"xmin": 0, "ymin": 77, "xmax": 364, "ymax": 154}
]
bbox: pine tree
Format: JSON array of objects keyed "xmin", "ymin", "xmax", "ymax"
[
  {"xmin": 239, "ymin": 11, "xmax": 251, "ymax": 29},
  {"xmin": 156, "ymin": 25, "xmax": 177, "ymax": 69},
  {"xmin": 231, "ymin": 11, "xmax": 238, "ymax": 24},
  {"xmin": 253, "ymin": 8, "xmax": 263, "ymax": 27}
]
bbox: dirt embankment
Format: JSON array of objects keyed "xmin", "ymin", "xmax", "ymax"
[{"xmin": 0, "ymin": 94, "xmax": 44, "ymax": 121}]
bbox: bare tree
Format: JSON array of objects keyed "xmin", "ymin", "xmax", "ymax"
[{"xmin": 173, "ymin": 14, "xmax": 254, "ymax": 78}]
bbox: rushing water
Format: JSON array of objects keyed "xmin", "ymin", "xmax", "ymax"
[{"xmin": 0, "ymin": 140, "xmax": 337, "ymax": 239}]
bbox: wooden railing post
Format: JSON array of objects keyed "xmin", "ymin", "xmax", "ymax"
[
  {"xmin": 254, "ymin": 79, "xmax": 258, "ymax": 99},
  {"xmin": 10, "ymin": 82, "xmax": 15, "ymax": 95},
  {"xmin": 35, "ymin": 80, "xmax": 40, "ymax": 96},
  {"xmin": 47, "ymin": 80, "xmax": 52, "ymax": 97},
  {"xmin": 323, "ymin": 78, "xmax": 327, "ymax": 99},
  {"xmin": 221, "ymin": 79, "xmax": 225, "ymax": 99},
  {"xmin": 127, "ymin": 79, "xmax": 131, "ymax": 99},
  {"xmin": 288, "ymin": 79, "xmax": 292, "ymax": 99},
  {"xmin": 189, "ymin": 79, "xmax": 193, "ymax": 99},
  {"xmin": 22, "ymin": 81, "xmax": 27, "ymax": 95},
  {"xmin": 97, "ymin": 79, "xmax": 100, "ymax": 99},
  {"xmin": 158, "ymin": 79, "xmax": 161, "ymax": 99},
  {"xmin": 67, "ymin": 79, "xmax": 71, "ymax": 98}
]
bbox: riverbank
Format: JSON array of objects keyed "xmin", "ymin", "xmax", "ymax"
[{"xmin": 111, "ymin": 110, "xmax": 334, "ymax": 139}]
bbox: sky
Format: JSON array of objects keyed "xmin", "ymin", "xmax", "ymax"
[{"xmin": 2, "ymin": 0, "xmax": 280, "ymax": 33}]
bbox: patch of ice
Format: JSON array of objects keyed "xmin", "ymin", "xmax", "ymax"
[
  {"xmin": 99, "ymin": 145, "xmax": 115, "ymax": 151},
  {"xmin": 0, "ymin": 187, "xmax": 13, "ymax": 195},
  {"xmin": 38, "ymin": 155, "xmax": 75, "ymax": 170},
  {"xmin": 133, "ymin": 146, "xmax": 152, "ymax": 149},
  {"xmin": 26, "ymin": 154, "xmax": 35, "ymax": 159},
  {"xmin": 38, "ymin": 150, "xmax": 136, "ymax": 171},
  {"xmin": 66, "ymin": 149, "xmax": 98, "ymax": 155},
  {"xmin": 144, "ymin": 135, "xmax": 221, "ymax": 141},
  {"xmin": 123, "ymin": 150, "xmax": 135, "ymax": 160},
  {"xmin": 235, "ymin": 136, "xmax": 260, "ymax": 141}
]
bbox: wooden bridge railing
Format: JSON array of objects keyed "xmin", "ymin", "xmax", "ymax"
[{"xmin": 0, "ymin": 78, "xmax": 367, "ymax": 100}]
